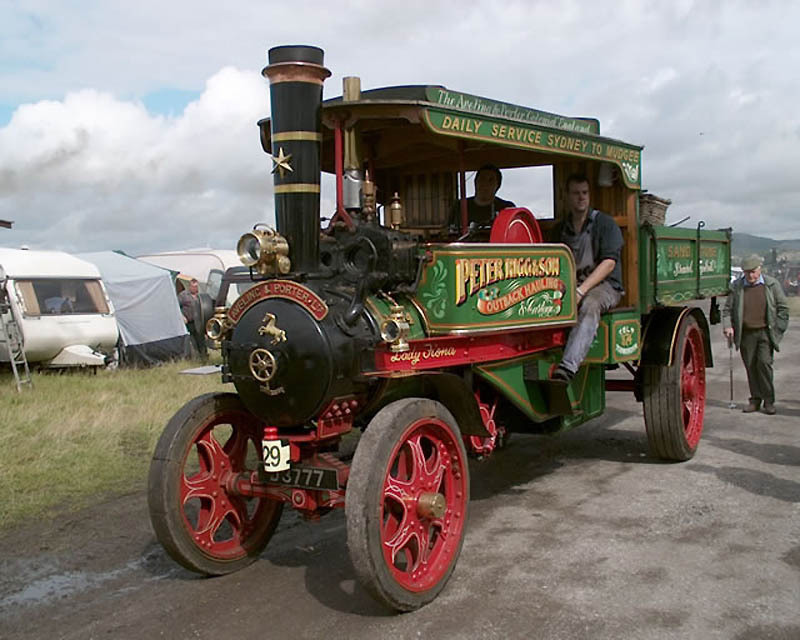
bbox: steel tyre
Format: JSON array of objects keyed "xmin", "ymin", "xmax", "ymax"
[
  {"xmin": 148, "ymin": 392, "xmax": 283, "ymax": 575},
  {"xmin": 346, "ymin": 398, "xmax": 469, "ymax": 611},
  {"xmin": 643, "ymin": 315, "xmax": 706, "ymax": 460}
]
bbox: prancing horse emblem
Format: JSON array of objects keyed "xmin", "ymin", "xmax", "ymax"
[{"xmin": 258, "ymin": 312, "xmax": 286, "ymax": 345}]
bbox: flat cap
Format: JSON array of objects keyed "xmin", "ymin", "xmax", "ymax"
[{"xmin": 741, "ymin": 254, "xmax": 762, "ymax": 270}]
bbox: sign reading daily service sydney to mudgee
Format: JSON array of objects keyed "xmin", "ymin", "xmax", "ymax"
[
  {"xmin": 414, "ymin": 245, "xmax": 578, "ymax": 334},
  {"xmin": 420, "ymin": 90, "xmax": 643, "ymax": 188}
]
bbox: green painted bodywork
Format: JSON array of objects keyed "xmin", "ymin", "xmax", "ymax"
[
  {"xmin": 316, "ymin": 85, "xmax": 731, "ymax": 431},
  {"xmin": 475, "ymin": 355, "xmax": 605, "ymax": 432},
  {"xmin": 411, "ymin": 243, "xmax": 577, "ymax": 335},
  {"xmin": 638, "ymin": 225, "xmax": 731, "ymax": 309},
  {"xmin": 364, "ymin": 294, "xmax": 427, "ymax": 341},
  {"xmin": 585, "ymin": 308, "xmax": 641, "ymax": 364}
]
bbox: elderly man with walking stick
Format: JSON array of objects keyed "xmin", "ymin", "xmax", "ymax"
[{"xmin": 723, "ymin": 255, "xmax": 789, "ymax": 415}]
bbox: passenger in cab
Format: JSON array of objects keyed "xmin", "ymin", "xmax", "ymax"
[
  {"xmin": 450, "ymin": 164, "xmax": 515, "ymax": 233},
  {"xmin": 551, "ymin": 173, "xmax": 624, "ymax": 382}
]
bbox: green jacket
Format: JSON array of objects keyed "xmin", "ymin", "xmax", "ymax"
[{"xmin": 723, "ymin": 273, "xmax": 790, "ymax": 351}]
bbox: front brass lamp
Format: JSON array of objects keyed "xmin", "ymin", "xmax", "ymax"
[{"xmin": 237, "ymin": 225, "xmax": 291, "ymax": 276}]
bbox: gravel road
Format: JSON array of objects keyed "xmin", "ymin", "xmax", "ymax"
[{"xmin": 1, "ymin": 320, "xmax": 798, "ymax": 640}]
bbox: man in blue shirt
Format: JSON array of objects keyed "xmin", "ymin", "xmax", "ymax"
[{"xmin": 551, "ymin": 174, "xmax": 624, "ymax": 382}]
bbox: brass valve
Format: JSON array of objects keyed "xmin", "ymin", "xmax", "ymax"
[
  {"xmin": 388, "ymin": 192, "xmax": 404, "ymax": 230},
  {"xmin": 380, "ymin": 304, "xmax": 410, "ymax": 353},
  {"xmin": 362, "ymin": 178, "xmax": 377, "ymax": 222}
]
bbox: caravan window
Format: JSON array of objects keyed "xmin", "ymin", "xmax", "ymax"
[{"xmin": 14, "ymin": 279, "xmax": 110, "ymax": 316}]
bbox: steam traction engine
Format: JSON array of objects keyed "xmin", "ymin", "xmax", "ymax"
[{"xmin": 148, "ymin": 45, "xmax": 731, "ymax": 611}]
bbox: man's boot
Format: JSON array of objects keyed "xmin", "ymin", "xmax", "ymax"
[
  {"xmin": 742, "ymin": 399, "xmax": 761, "ymax": 413},
  {"xmin": 762, "ymin": 402, "xmax": 776, "ymax": 415}
]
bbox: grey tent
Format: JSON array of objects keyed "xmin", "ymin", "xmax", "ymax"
[{"xmin": 78, "ymin": 251, "xmax": 191, "ymax": 366}]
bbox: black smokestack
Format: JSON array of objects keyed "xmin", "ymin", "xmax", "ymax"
[{"xmin": 262, "ymin": 45, "xmax": 330, "ymax": 273}]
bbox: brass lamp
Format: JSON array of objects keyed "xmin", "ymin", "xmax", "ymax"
[{"xmin": 237, "ymin": 225, "xmax": 291, "ymax": 276}]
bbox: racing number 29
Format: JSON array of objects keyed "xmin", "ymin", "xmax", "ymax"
[{"xmin": 262, "ymin": 439, "xmax": 290, "ymax": 472}]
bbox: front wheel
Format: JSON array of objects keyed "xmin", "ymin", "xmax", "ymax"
[
  {"xmin": 346, "ymin": 398, "xmax": 470, "ymax": 611},
  {"xmin": 642, "ymin": 315, "xmax": 706, "ymax": 460},
  {"xmin": 148, "ymin": 392, "xmax": 283, "ymax": 575}
]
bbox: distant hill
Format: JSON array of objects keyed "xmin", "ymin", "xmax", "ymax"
[{"xmin": 732, "ymin": 233, "xmax": 800, "ymax": 262}]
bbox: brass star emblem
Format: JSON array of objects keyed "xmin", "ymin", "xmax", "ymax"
[{"xmin": 270, "ymin": 147, "xmax": 293, "ymax": 178}]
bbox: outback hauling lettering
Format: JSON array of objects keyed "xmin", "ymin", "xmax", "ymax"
[{"xmin": 454, "ymin": 254, "xmax": 566, "ymax": 317}]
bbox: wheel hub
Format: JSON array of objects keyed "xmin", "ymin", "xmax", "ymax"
[{"xmin": 416, "ymin": 492, "xmax": 447, "ymax": 519}]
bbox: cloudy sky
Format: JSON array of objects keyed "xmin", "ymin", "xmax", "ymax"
[{"xmin": 1, "ymin": 0, "xmax": 798, "ymax": 255}]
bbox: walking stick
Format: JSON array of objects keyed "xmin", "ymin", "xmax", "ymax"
[{"xmin": 727, "ymin": 334, "xmax": 737, "ymax": 409}]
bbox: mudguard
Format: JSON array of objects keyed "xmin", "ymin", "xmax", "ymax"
[
  {"xmin": 425, "ymin": 372, "xmax": 490, "ymax": 437},
  {"xmin": 363, "ymin": 372, "xmax": 490, "ymax": 437},
  {"xmin": 640, "ymin": 306, "xmax": 713, "ymax": 368}
]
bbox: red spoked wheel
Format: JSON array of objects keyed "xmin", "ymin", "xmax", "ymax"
[
  {"xmin": 148, "ymin": 392, "xmax": 283, "ymax": 575},
  {"xmin": 643, "ymin": 315, "xmax": 707, "ymax": 460},
  {"xmin": 346, "ymin": 398, "xmax": 469, "ymax": 611}
]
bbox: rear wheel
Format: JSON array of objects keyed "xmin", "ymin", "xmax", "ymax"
[
  {"xmin": 346, "ymin": 398, "xmax": 469, "ymax": 611},
  {"xmin": 148, "ymin": 392, "xmax": 283, "ymax": 575},
  {"xmin": 642, "ymin": 315, "xmax": 706, "ymax": 460}
]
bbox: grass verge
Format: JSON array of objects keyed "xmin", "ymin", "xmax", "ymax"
[{"xmin": 0, "ymin": 359, "xmax": 225, "ymax": 530}]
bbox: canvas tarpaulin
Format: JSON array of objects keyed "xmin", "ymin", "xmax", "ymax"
[{"xmin": 78, "ymin": 251, "xmax": 190, "ymax": 366}]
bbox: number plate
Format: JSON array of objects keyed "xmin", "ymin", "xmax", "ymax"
[{"xmin": 260, "ymin": 465, "xmax": 340, "ymax": 491}]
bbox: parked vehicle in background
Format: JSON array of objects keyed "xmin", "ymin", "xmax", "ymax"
[
  {"xmin": 0, "ymin": 248, "xmax": 118, "ymax": 368},
  {"xmin": 782, "ymin": 265, "xmax": 799, "ymax": 295}
]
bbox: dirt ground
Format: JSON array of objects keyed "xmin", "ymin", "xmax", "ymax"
[{"xmin": 1, "ymin": 321, "xmax": 798, "ymax": 640}]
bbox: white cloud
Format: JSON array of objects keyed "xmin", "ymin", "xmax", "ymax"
[
  {"xmin": 1, "ymin": 0, "xmax": 800, "ymax": 251},
  {"xmin": 0, "ymin": 67, "xmax": 274, "ymax": 253}
]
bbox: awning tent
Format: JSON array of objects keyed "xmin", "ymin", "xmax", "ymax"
[{"xmin": 78, "ymin": 251, "xmax": 190, "ymax": 366}]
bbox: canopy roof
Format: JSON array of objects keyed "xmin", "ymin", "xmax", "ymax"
[{"xmin": 259, "ymin": 84, "xmax": 643, "ymax": 188}]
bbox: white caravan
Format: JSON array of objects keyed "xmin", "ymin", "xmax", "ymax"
[{"xmin": 0, "ymin": 248, "xmax": 118, "ymax": 368}]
